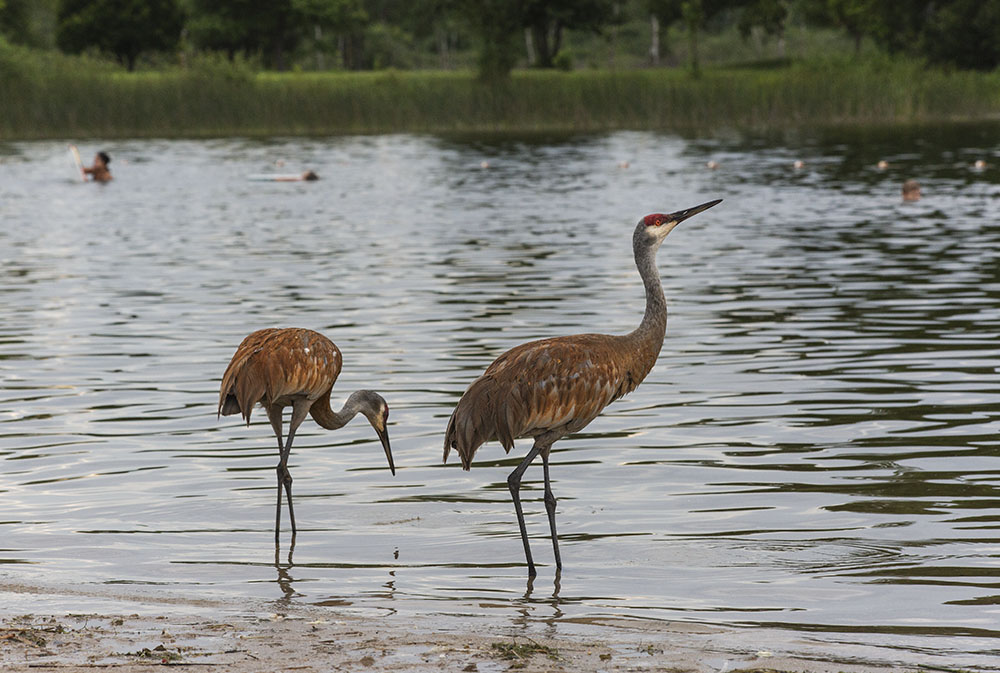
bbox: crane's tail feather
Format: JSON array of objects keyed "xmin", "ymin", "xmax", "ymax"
[
  {"xmin": 218, "ymin": 361, "xmax": 266, "ymax": 426},
  {"xmin": 444, "ymin": 375, "xmax": 517, "ymax": 470},
  {"xmin": 219, "ymin": 394, "xmax": 243, "ymax": 419}
]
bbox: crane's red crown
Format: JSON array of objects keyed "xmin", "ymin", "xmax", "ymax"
[{"xmin": 643, "ymin": 213, "xmax": 667, "ymax": 227}]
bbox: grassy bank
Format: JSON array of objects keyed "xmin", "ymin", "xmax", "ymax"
[{"xmin": 2, "ymin": 46, "xmax": 999, "ymax": 139}]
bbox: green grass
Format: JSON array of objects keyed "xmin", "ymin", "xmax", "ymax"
[{"xmin": 2, "ymin": 42, "xmax": 999, "ymax": 139}]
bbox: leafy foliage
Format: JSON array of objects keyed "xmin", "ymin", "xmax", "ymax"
[
  {"xmin": 921, "ymin": 0, "xmax": 1000, "ymax": 70},
  {"xmin": 522, "ymin": 0, "xmax": 616, "ymax": 67},
  {"xmin": 56, "ymin": 0, "xmax": 183, "ymax": 70},
  {"xmin": 16, "ymin": 0, "xmax": 1000, "ymax": 77},
  {"xmin": 806, "ymin": 0, "xmax": 1000, "ymax": 70}
]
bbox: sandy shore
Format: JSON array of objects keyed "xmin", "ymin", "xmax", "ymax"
[{"xmin": 1, "ymin": 601, "xmax": 919, "ymax": 673}]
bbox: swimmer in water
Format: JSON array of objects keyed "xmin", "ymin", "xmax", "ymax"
[
  {"xmin": 271, "ymin": 170, "xmax": 319, "ymax": 182},
  {"xmin": 84, "ymin": 151, "xmax": 112, "ymax": 182},
  {"xmin": 902, "ymin": 179, "xmax": 921, "ymax": 202}
]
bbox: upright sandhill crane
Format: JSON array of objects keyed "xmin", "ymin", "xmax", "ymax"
[
  {"xmin": 218, "ymin": 328, "xmax": 395, "ymax": 541},
  {"xmin": 444, "ymin": 200, "xmax": 721, "ymax": 576}
]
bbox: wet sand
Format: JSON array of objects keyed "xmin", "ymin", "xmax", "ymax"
[{"xmin": 1, "ymin": 585, "xmax": 916, "ymax": 673}]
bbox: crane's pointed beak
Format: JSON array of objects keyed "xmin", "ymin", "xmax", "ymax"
[
  {"xmin": 668, "ymin": 198, "xmax": 722, "ymax": 224},
  {"xmin": 377, "ymin": 427, "xmax": 395, "ymax": 476}
]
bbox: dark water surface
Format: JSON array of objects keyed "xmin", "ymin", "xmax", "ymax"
[{"xmin": 2, "ymin": 127, "xmax": 999, "ymax": 668}]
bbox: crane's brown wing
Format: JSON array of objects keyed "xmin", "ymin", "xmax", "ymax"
[
  {"xmin": 218, "ymin": 328, "xmax": 342, "ymax": 425},
  {"xmin": 445, "ymin": 334, "xmax": 647, "ymax": 469}
]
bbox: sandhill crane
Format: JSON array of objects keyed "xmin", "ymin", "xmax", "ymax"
[
  {"xmin": 444, "ymin": 200, "xmax": 721, "ymax": 576},
  {"xmin": 218, "ymin": 327, "xmax": 395, "ymax": 541}
]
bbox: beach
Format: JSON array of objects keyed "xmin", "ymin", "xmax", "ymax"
[{"xmin": 1, "ymin": 583, "xmax": 917, "ymax": 673}]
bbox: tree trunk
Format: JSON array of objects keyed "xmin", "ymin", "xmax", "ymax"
[
  {"xmin": 689, "ymin": 24, "xmax": 699, "ymax": 75},
  {"xmin": 649, "ymin": 14, "xmax": 660, "ymax": 66},
  {"xmin": 683, "ymin": 0, "xmax": 701, "ymax": 77},
  {"xmin": 524, "ymin": 27, "xmax": 535, "ymax": 65},
  {"xmin": 551, "ymin": 20, "xmax": 563, "ymax": 60},
  {"xmin": 314, "ymin": 25, "xmax": 325, "ymax": 70},
  {"xmin": 531, "ymin": 23, "xmax": 551, "ymax": 67},
  {"xmin": 436, "ymin": 26, "xmax": 451, "ymax": 69}
]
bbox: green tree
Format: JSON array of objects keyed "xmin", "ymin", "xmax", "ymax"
[
  {"xmin": 186, "ymin": 0, "xmax": 298, "ymax": 69},
  {"xmin": 647, "ymin": 0, "xmax": 730, "ymax": 74},
  {"xmin": 522, "ymin": 0, "xmax": 615, "ymax": 68},
  {"xmin": 922, "ymin": 0, "xmax": 1000, "ymax": 70},
  {"xmin": 296, "ymin": 0, "xmax": 367, "ymax": 69},
  {"xmin": 0, "ymin": 0, "xmax": 31, "ymax": 45},
  {"xmin": 187, "ymin": 0, "xmax": 366, "ymax": 70},
  {"xmin": 820, "ymin": 0, "xmax": 1000, "ymax": 70},
  {"xmin": 56, "ymin": 0, "xmax": 183, "ymax": 70},
  {"xmin": 824, "ymin": 0, "xmax": 927, "ymax": 56},
  {"xmin": 646, "ymin": 0, "xmax": 683, "ymax": 64},
  {"xmin": 454, "ymin": 0, "xmax": 522, "ymax": 80},
  {"xmin": 822, "ymin": 0, "xmax": 878, "ymax": 53},
  {"xmin": 647, "ymin": 0, "xmax": 683, "ymax": 27},
  {"xmin": 735, "ymin": 0, "xmax": 787, "ymax": 45},
  {"xmin": 395, "ymin": 0, "xmax": 467, "ymax": 68}
]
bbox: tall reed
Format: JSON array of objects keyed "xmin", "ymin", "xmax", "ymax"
[{"xmin": 2, "ymin": 45, "xmax": 998, "ymax": 139}]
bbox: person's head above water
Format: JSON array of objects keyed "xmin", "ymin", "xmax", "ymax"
[
  {"xmin": 96, "ymin": 151, "xmax": 110, "ymax": 167},
  {"xmin": 302, "ymin": 170, "xmax": 318, "ymax": 181}
]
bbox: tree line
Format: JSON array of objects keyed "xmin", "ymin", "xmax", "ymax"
[{"xmin": 1, "ymin": 0, "xmax": 998, "ymax": 74}]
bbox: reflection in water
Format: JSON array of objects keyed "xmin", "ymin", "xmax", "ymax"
[
  {"xmin": 274, "ymin": 539, "xmax": 298, "ymax": 604},
  {"xmin": 1, "ymin": 128, "xmax": 999, "ymax": 669},
  {"xmin": 516, "ymin": 571, "xmax": 564, "ymax": 632}
]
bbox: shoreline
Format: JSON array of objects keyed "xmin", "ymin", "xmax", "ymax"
[
  {"xmin": 0, "ymin": 583, "xmax": 941, "ymax": 672},
  {"xmin": 0, "ymin": 610, "xmax": 917, "ymax": 673}
]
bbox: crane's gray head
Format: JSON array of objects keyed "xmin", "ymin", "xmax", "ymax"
[
  {"xmin": 634, "ymin": 199, "xmax": 722, "ymax": 252},
  {"xmin": 350, "ymin": 390, "xmax": 395, "ymax": 476}
]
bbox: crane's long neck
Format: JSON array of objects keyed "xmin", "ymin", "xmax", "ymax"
[
  {"xmin": 310, "ymin": 391, "xmax": 361, "ymax": 430},
  {"xmin": 631, "ymin": 236, "xmax": 667, "ymax": 344}
]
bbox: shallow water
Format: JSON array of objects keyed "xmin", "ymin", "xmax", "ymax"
[{"xmin": 1, "ymin": 127, "xmax": 999, "ymax": 669}]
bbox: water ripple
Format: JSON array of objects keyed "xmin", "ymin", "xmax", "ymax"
[{"xmin": 1, "ymin": 128, "xmax": 999, "ymax": 668}]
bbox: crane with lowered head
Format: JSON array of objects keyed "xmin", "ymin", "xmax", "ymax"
[{"xmin": 219, "ymin": 327, "xmax": 395, "ymax": 541}]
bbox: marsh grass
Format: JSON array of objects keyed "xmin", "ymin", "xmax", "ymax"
[
  {"xmin": 490, "ymin": 638, "xmax": 560, "ymax": 667},
  {"xmin": 2, "ymin": 43, "xmax": 998, "ymax": 139}
]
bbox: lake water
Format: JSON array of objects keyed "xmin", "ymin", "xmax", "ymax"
[{"xmin": 1, "ymin": 127, "xmax": 999, "ymax": 669}]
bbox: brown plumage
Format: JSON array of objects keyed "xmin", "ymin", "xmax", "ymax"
[
  {"xmin": 444, "ymin": 332, "xmax": 660, "ymax": 469},
  {"xmin": 218, "ymin": 327, "xmax": 395, "ymax": 541},
  {"xmin": 444, "ymin": 200, "xmax": 721, "ymax": 577}
]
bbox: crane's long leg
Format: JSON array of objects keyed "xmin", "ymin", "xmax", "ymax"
[
  {"xmin": 541, "ymin": 451, "xmax": 561, "ymax": 570},
  {"xmin": 265, "ymin": 405, "xmax": 285, "ymax": 543},
  {"xmin": 280, "ymin": 398, "xmax": 312, "ymax": 539},
  {"xmin": 508, "ymin": 442, "xmax": 543, "ymax": 577}
]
